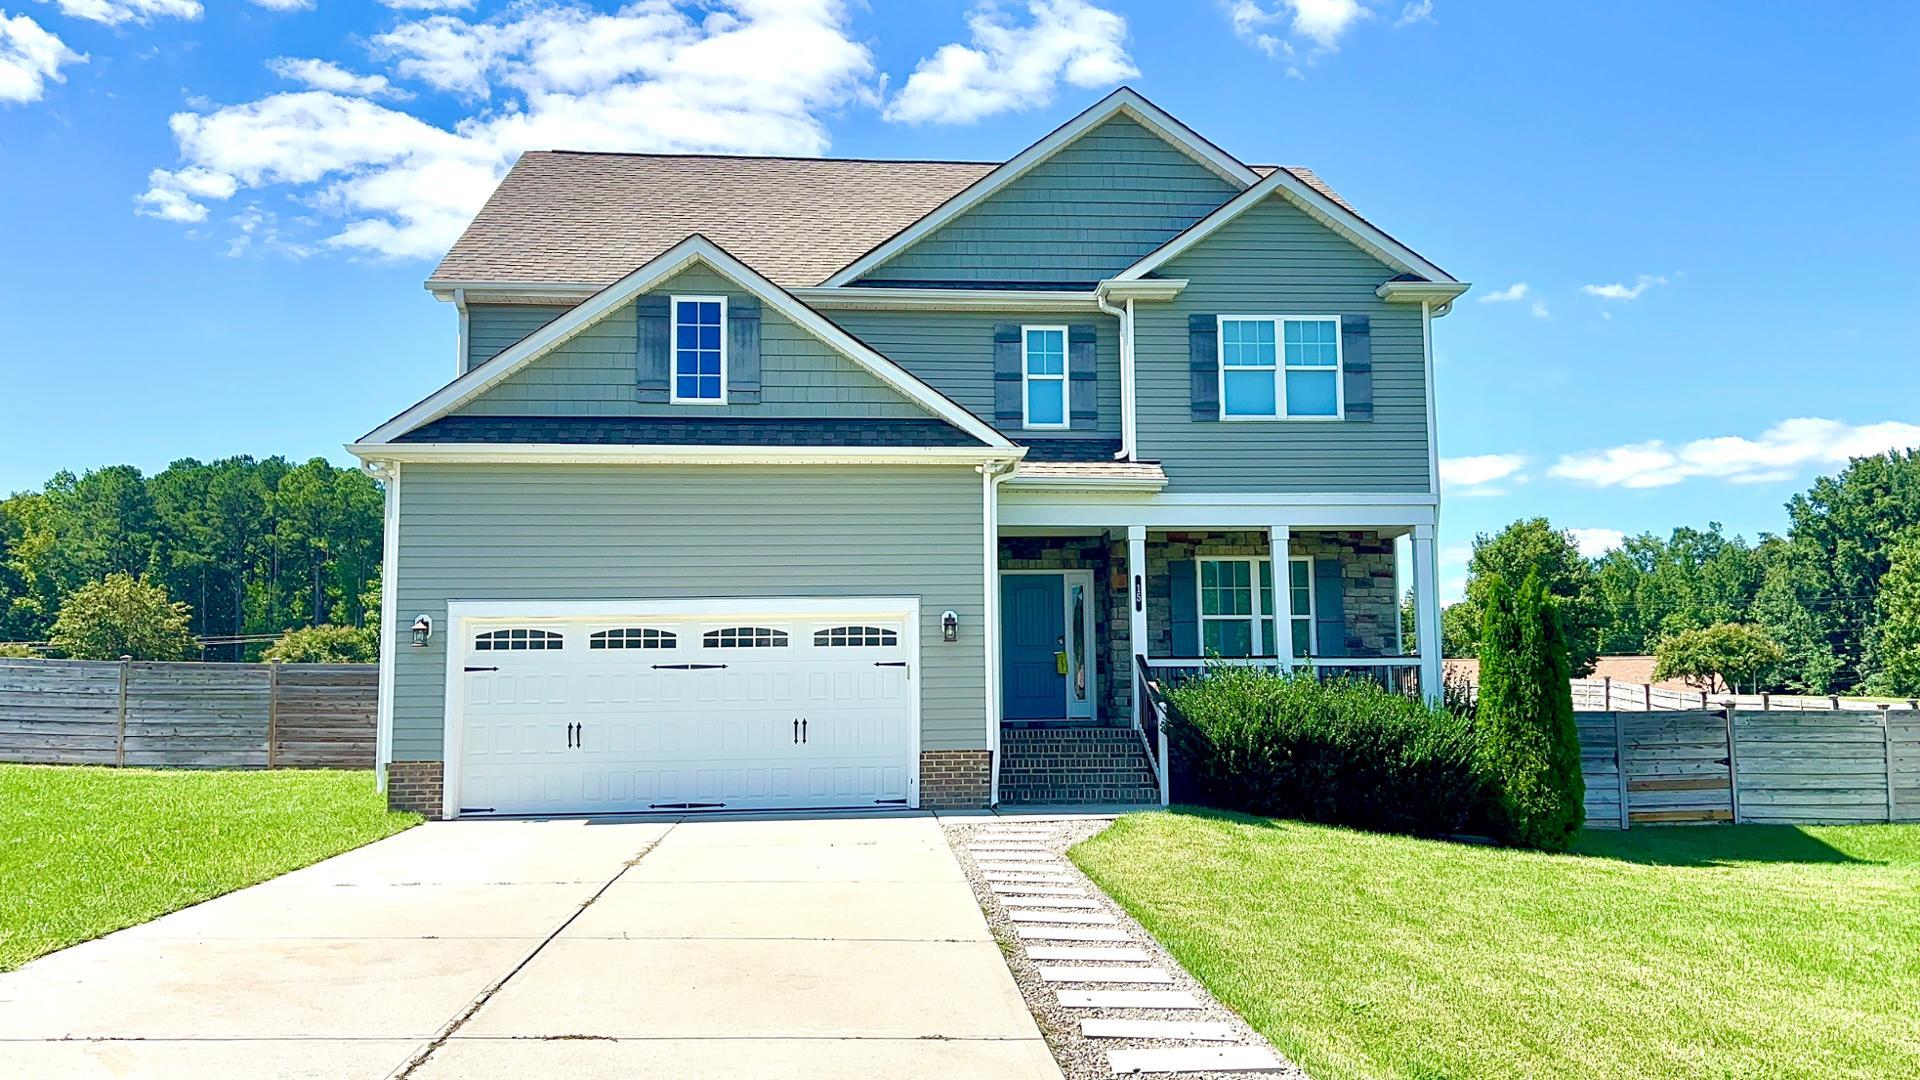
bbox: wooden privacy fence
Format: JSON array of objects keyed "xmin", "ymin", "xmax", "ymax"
[
  {"xmin": 0, "ymin": 658, "xmax": 376, "ymax": 769},
  {"xmin": 1578, "ymin": 708, "xmax": 1920, "ymax": 828}
]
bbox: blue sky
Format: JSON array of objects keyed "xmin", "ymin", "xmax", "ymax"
[{"xmin": 3, "ymin": 0, "xmax": 1917, "ymax": 600}]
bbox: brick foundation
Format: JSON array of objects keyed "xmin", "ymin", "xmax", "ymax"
[
  {"xmin": 386, "ymin": 760, "xmax": 445, "ymax": 818},
  {"xmin": 920, "ymin": 749, "xmax": 992, "ymax": 809}
]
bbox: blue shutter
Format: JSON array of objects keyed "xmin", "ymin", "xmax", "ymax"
[
  {"xmin": 1189, "ymin": 314, "xmax": 1218, "ymax": 421},
  {"xmin": 1313, "ymin": 558, "xmax": 1346, "ymax": 658},
  {"xmin": 635, "ymin": 295, "xmax": 670, "ymax": 403},
  {"xmin": 1169, "ymin": 560, "xmax": 1198, "ymax": 656},
  {"xmin": 729, "ymin": 297, "xmax": 761, "ymax": 403},
  {"xmin": 1341, "ymin": 315, "xmax": 1372, "ymax": 421},
  {"xmin": 993, "ymin": 323, "xmax": 1023, "ymax": 423},
  {"xmin": 1068, "ymin": 324, "xmax": 1098, "ymax": 429}
]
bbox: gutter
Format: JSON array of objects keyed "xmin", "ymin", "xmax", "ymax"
[{"xmin": 1094, "ymin": 291, "xmax": 1137, "ymax": 462}]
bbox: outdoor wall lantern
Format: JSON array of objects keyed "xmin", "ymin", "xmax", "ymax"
[
  {"xmin": 942, "ymin": 610, "xmax": 959, "ymax": 643},
  {"xmin": 410, "ymin": 615, "xmax": 433, "ymax": 648}
]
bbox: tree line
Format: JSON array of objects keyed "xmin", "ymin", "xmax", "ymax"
[
  {"xmin": 1439, "ymin": 450, "xmax": 1920, "ymax": 696},
  {"xmin": 0, "ymin": 457, "xmax": 382, "ymax": 660}
]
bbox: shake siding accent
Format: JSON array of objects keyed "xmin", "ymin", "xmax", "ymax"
[
  {"xmin": 390, "ymin": 464, "xmax": 988, "ymax": 760},
  {"xmin": 831, "ymin": 309, "xmax": 1121, "ymax": 439},
  {"xmin": 454, "ymin": 265, "xmax": 928, "ymax": 419},
  {"xmin": 856, "ymin": 115, "xmax": 1239, "ymax": 286},
  {"xmin": 467, "ymin": 303, "xmax": 573, "ymax": 371},
  {"xmin": 1135, "ymin": 195, "xmax": 1432, "ymax": 492}
]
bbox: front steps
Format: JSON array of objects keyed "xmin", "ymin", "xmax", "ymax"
[{"xmin": 999, "ymin": 726, "xmax": 1161, "ymax": 805}]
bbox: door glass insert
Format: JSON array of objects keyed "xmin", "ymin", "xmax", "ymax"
[{"xmin": 1069, "ymin": 583, "xmax": 1088, "ymax": 703}]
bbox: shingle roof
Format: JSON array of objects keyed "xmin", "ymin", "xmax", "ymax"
[
  {"xmin": 430, "ymin": 152, "xmax": 1351, "ymax": 289},
  {"xmin": 396, "ymin": 415, "xmax": 985, "ymax": 448},
  {"xmin": 1014, "ymin": 438, "xmax": 1124, "ymax": 462},
  {"xmin": 1012, "ymin": 461, "xmax": 1169, "ymax": 485}
]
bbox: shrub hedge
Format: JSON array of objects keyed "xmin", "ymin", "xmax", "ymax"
[{"xmin": 1165, "ymin": 666, "xmax": 1485, "ymax": 837}]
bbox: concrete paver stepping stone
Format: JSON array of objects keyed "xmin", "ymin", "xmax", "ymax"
[
  {"xmin": 1000, "ymin": 896, "xmax": 1100, "ymax": 909},
  {"xmin": 989, "ymin": 883, "xmax": 1086, "ymax": 896},
  {"xmin": 1035, "ymin": 966, "xmax": 1172, "ymax": 984},
  {"xmin": 974, "ymin": 862, "xmax": 1064, "ymax": 874},
  {"xmin": 982, "ymin": 873, "xmax": 1075, "ymax": 884},
  {"xmin": 1025, "ymin": 946, "xmax": 1150, "ymax": 962},
  {"xmin": 1055, "ymin": 989, "xmax": 1200, "ymax": 1010},
  {"xmin": 1006, "ymin": 910, "xmax": 1117, "ymax": 925},
  {"xmin": 968, "ymin": 847, "xmax": 1055, "ymax": 856},
  {"xmin": 1108, "ymin": 1046, "xmax": 1285, "ymax": 1074},
  {"xmin": 1081, "ymin": 1019, "xmax": 1239, "ymax": 1041},
  {"xmin": 1014, "ymin": 926, "xmax": 1131, "ymax": 942}
]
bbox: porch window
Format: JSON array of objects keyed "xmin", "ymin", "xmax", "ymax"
[
  {"xmin": 1022, "ymin": 326, "xmax": 1067, "ymax": 429},
  {"xmin": 1197, "ymin": 557, "xmax": 1315, "ymax": 657},
  {"xmin": 671, "ymin": 295, "xmax": 726, "ymax": 403},
  {"xmin": 1219, "ymin": 316, "xmax": 1341, "ymax": 419}
]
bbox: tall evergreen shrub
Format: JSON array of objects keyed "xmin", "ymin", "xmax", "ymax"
[{"xmin": 1475, "ymin": 572, "xmax": 1585, "ymax": 850}]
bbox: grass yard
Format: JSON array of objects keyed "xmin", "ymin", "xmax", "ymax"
[
  {"xmin": 1071, "ymin": 810, "xmax": 1920, "ymax": 1080},
  {"xmin": 0, "ymin": 765, "xmax": 419, "ymax": 971}
]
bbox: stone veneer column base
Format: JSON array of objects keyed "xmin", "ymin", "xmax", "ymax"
[
  {"xmin": 387, "ymin": 760, "xmax": 445, "ymax": 818},
  {"xmin": 920, "ymin": 750, "xmax": 993, "ymax": 809}
]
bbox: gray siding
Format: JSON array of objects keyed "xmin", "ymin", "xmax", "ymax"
[
  {"xmin": 831, "ymin": 308, "xmax": 1121, "ymax": 440},
  {"xmin": 455, "ymin": 265, "xmax": 928, "ymax": 419},
  {"xmin": 857, "ymin": 115, "xmax": 1238, "ymax": 286},
  {"xmin": 1135, "ymin": 194, "xmax": 1432, "ymax": 493},
  {"xmin": 466, "ymin": 303, "xmax": 572, "ymax": 371},
  {"xmin": 391, "ymin": 464, "xmax": 988, "ymax": 761}
]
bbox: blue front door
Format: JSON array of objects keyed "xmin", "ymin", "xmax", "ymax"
[{"xmin": 1002, "ymin": 574, "xmax": 1066, "ymax": 720}]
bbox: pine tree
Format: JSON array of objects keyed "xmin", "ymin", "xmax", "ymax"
[{"xmin": 1476, "ymin": 571, "xmax": 1585, "ymax": 850}]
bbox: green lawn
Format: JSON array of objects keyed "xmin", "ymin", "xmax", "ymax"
[
  {"xmin": 0, "ymin": 765, "xmax": 419, "ymax": 971},
  {"xmin": 1071, "ymin": 810, "xmax": 1920, "ymax": 1080}
]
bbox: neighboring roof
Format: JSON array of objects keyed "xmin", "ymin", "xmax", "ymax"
[
  {"xmin": 1010, "ymin": 460, "xmax": 1168, "ymax": 488},
  {"xmin": 396, "ymin": 415, "xmax": 983, "ymax": 448}
]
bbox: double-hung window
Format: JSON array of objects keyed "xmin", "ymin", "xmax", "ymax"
[
  {"xmin": 1197, "ymin": 556, "xmax": 1316, "ymax": 658},
  {"xmin": 1022, "ymin": 325, "xmax": 1067, "ymax": 429},
  {"xmin": 671, "ymin": 296, "xmax": 726, "ymax": 403},
  {"xmin": 1219, "ymin": 316, "xmax": 1341, "ymax": 419}
]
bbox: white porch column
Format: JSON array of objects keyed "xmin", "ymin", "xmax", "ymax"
[
  {"xmin": 1127, "ymin": 525, "xmax": 1147, "ymax": 727},
  {"xmin": 1412, "ymin": 524, "xmax": 1443, "ymax": 702},
  {"xmin": 1268, "ymin": 525, "xmax": 1291, "ymax": 672}
]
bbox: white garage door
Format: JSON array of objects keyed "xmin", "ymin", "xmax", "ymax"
[{"xmin": 447, "ymin": 600, "xmax": 917, "ymax": 817}]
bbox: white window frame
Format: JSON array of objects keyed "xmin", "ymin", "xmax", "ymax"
[
  {"xmin": 669, "ymin": 294, "xmax": 729, "ymax": 405},
  {"xmin": 1217, "ymin": 315, "xmax": 1344, "ymax": 421},
  {"xmin": 1021, "ymin": 324, "xmax": 1070, "ymax": 431},
  {"xmin": 1196, "ymin": 556, "xmax": 1316, "ymax": 658}
]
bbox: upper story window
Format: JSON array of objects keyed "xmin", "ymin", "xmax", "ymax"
[
  {"xmin": 672, "ymin": 296, "xmax": 727, "ymax": 404},
  {"xmin": 1220, "ymin": 317, "xmax": 1341, "ymax": 419},
  {"xmin": 1197, "ymin": 557, "xmax": 1315, "ymax": 658},
  {"xmin": 1022, "ymin": 326, "xmax": 1067, "ymax": 429}
]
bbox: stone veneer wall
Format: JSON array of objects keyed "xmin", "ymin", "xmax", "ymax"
[
  {"xmin": 920, "ymin": 749, "xmax": 992, "ymax": 808},
  {"xmin": 997, "ymin": 535, "xmax": 1131, "ymax": 724},
  {"xmin": 387, "ymin": 760, "xmax": 444, "ymax": 818},
  {"xmin": 1145, "ymin": 530, "xmax": 1400, "ymax": 658}
]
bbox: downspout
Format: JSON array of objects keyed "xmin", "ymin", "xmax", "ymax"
[
  {"xmin": 979, "ymin": 459, "xmax": 1017, "ymax": 807},
  {"xmin": 1096, "ymin": 289, "xmax": 1136, "ymax": 461},
  {"xmin": 369, "ymin": 460, "xmax": 401, "ymax": 793}
]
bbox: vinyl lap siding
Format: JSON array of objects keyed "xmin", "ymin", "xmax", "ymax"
[
  {"xmin": 857, "ymin": 115, "xmax": 1239, "ymax": 286},
  {"xmin": 1136, "ymin": 194, "xmax": 1432, "ymax": 493},
  {"xmin": 832, "ymin": 308, "xmax": 1121, "ymax": 440},
  {"xmin": 455, "ymin": 265, "xmax": 928, "ymax": 419},
  {"xmin": 466, "ymin": 304, "xmax": 572, "ymax": 371},
  {"xmin": 390, "ymin": 464, "xmax": 987, "ymax": 760}
]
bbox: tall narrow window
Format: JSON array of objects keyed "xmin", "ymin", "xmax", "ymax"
[
  {"xmin": 1022, "ymin": 326, "xmax": 1067, "ymax": 429},
  {"xmin": 672, "ymin": 296, "xmax": 726, "ymax": 403}
]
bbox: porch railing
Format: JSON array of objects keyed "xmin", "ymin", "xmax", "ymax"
[
  {"xmin": 1142, "ymin": 656, "xmax": 1424, "ymax": 697},
  {"xmin": 1133, "ymin": 654, "xmax": 1172, "ymax": 806}
]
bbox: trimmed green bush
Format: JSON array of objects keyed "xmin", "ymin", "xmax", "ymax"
[
  {"xmin": 1165, "ymin": 666, "xmax": 1484, "ymax": 837},
  {"xmin": 263, "ymin": 624, "xmax": 377, "ymax": 664},
  {"xmin": 1476, "ymin": 572, "xmax": 1585, "ymax": 850}
]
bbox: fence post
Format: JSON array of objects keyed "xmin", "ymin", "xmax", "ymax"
[
  {"xmin": 1602, "ymin": 675, "xmax": 1612, "ymax": 710},
  {"xmin": 1645, "ymin": 683, "xmax": 1652, "ymax": 711},
  {"xmin": 113, "ymin": 657, "xmax": 130, "ymax": 767},
  {"xmin": 1883, "ymin": 704, "xmax": 1896, "ymax": 823},
  {"xmin": 266, "ymin": 659, "xmax": 280, "ymax": 770},
  {"xmin": 1614, "ymin": 711, "xmax": 1629, "ymax": 830},
  {"xmin": 1761, "ymin": 692, "xmax": 1771, "ymax": 711},
  {"xmin": 1724, "ymin": 700, "xmax": 1740, "ymax": 824}
]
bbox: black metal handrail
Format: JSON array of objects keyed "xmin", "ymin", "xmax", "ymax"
[{"xmin": 1134, "ymin": 653, "xmax": 1171, "ymax": 799}]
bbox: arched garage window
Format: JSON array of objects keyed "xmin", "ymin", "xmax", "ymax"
[
  {"xmin": 813, "ymin": 625, "xmax": 898, "ymax": 647},
  {"xmin": 703, "ymin": 626, "xmax": 788, "ymax": 648},
  {"xmin": 474, "ymin": 628, "xmax": 564, "ymax": 651},
  {"xmin": 590, "ymin": 628, "xmax": 677, "ymax": 650}
]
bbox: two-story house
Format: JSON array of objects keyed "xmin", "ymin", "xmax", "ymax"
[{"xmin": 349, "ymin": 88, "xmax": 1468, "ymax": 820}]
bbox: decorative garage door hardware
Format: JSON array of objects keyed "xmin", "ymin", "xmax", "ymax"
[
  {"xmin": 791, "ymin": 718, "xmax": 810, "ymax": 744},
  {"xmin": 566, "ymin": 722, "xmax": 580, "ymax": 748},
  {"xmin": 650, "ymin": 802, "xmax": 725, "ymax": 810},
  {"xmin": 651, "ymin": 662, "xmax": 727, "ymax": 670},
  {"xmin": 463, "ymin": 665, "xmax": 498, "ymax": 672}
]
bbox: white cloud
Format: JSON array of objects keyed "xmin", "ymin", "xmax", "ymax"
[
  {"xmin": 1478, "ymin": 281, "xmax": 1528, "ymax": 303},
  {"xmin": 1550, "ymin": 418, "xmax": 1920, "ymax": 490},
  {"xmin": 379, "ymin": 0, "xmax": 474, "ymax": 8},
  {"xmin": 1226, "ymin": 0, "xmax": 1371, "ymax": 74},
  {"xmin": 1568, "ymin": 527, "xmax": 1625, "ymax": 558},
  {"xmin": 1530, "ymin": 299, "xmax": 1550, "ymax": 319},
  {"xmin": 1441, "ymin": 453, "xmax": 1526, "ymax": 496},
  {"xmin": 45, "ymin": 0, "xmax": 199, "ymax": 26},
  {"xmin": 267, "ymin": 57, "xmax": 409, "ymax": 99},
  {"xmin": 140, "ymin": 0, "xmax": 880, "ymax": 260},
  {"xmin": 884, "ymin": 0, "xmax": 1136, "ymax": 125},
  {"xmin": 0, "ymin": 11, "xmax": 81, "ymax": 105},
  {"xmin": 248, "ymin": 0, "xmax": 313, "ymax": 10},
  {"xmin": 1582, "ymin": 273, "xmax": 1667, "ymax": 301},
  {"xmin": 1394, "ymin": 0, "xmax": 1433, "ymax": 27}
]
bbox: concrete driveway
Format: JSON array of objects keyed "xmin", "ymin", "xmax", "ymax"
[{"xmin": 0, "ymin": 814, "xmax": 1060, "ymax": 1079}]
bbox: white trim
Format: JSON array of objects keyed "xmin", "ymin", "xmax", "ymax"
[
  {"xmin": 1020, "ymin": 324, "xmax": 1069, "ymax": 431},
  {"xmin": 796, "ymin": 287, "xmax": 1103, "ymax": 312},
  {"xmin": 1422, "ymin": 300, "xmax": 1441, "ymax": 500},
  {"xmin": 981, "ymin": 463, "xmax": 1014, "ymax": 805},
  {"xmin": 999, "ymin": 569, "xmax": 1098, "ymax": 722},
  {"xmin": 1097, "ymin": 278, "xmax": 1188, "ymax": 302},
  {"xmin": 361, "ymin": 235, "xmax": 1014, "ymax": 450},
  {"xmin": 452, "ymin": 289, "xmax": 470, "ymax": 376},
  {"xmin": 372, "ymin": 462, "xmax": 399, "ymax": 792},
  {"xmin": 999, "ymin": 490, "xmax": 1437, "ymax": 530},
  {"xmin": 1411, "ymin": 528, "xmax": 1443, "ymax": 702},
  {"xmin": 1113, "ymin": 166, "xmax": 1456, "ymax": 285},
  {"xmin": 347, "ymin": 443, "xmax": 1022, "ymax": 466},
  {"xmin": 667, "ymin": 294, "xmax": 728, "ymax": 405},
  {"xmin": 440, "ymin": 596, "xmax": 924, "ymax": 819},
  {"xmin": 821, "ymin": 88, "xmax": 1258, "ymax": 288},
  {"xmin": 429, "ymin": 280, "xmax": 599, "ymax": 302},
  {"xmin": 1195, "ymin": 555, "xmax": 1313, "ymax": 661},
  {"xmin": 1378, "ymin": 280, "xmax": 1470, "ymax": 307},
  {"xmin": 1003, "ymin": 472, "xmax": 1166, "ymax": 494}
]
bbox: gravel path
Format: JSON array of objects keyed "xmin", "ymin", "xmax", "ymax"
[{"xmin": 942, "ymin": 814, "xmax": 1306, "ymax": 1079}]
